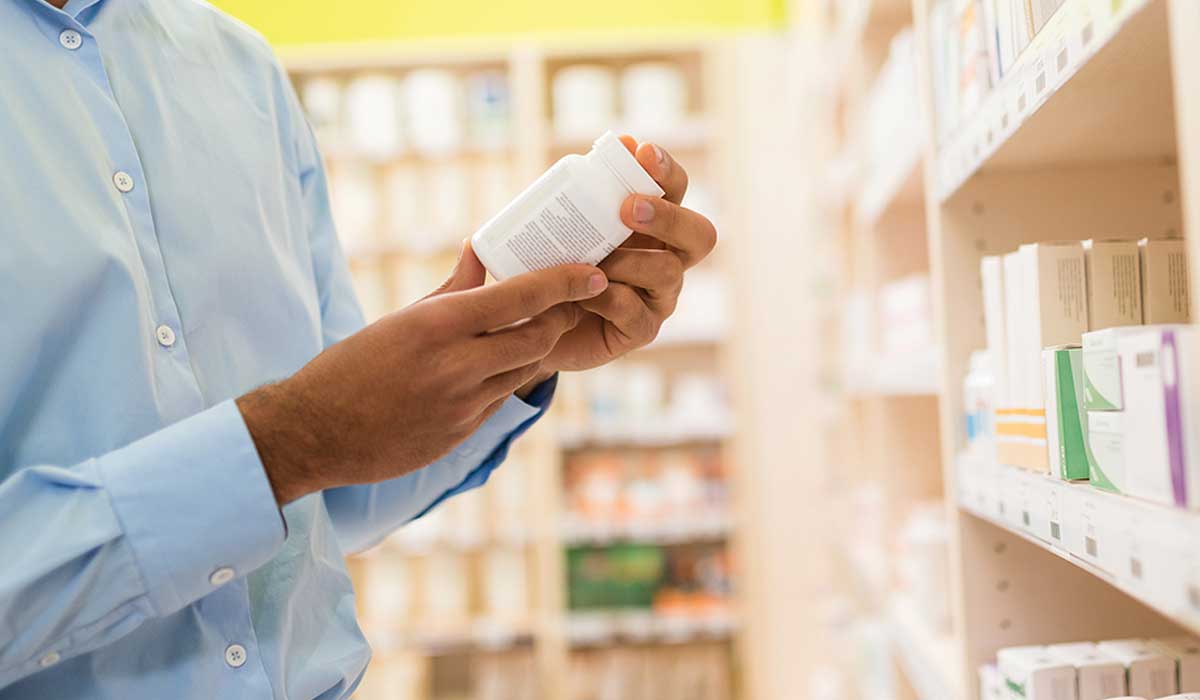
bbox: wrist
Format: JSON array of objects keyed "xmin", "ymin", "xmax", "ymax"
[
  {"xmin": 515, "ymin": 369, "xmax": 557, "ymax": 400},
  {"xmin": 236, "ymin": 382, "xmax": 328, "ymax": 506}
]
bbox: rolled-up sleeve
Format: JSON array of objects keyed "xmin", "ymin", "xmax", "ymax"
[{"xmin": 0, "ymin": 400, "xmax": 285, "ymax": 689}]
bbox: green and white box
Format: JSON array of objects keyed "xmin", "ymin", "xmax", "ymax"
[
  {"xmin": 1098, "ymin": 639, "xmax": 1178, "ymax": 698},
  {"xmin": 1043, "ymin": 346, "xmax": 1090, "ymax": 480},
  {"xmin": 1087, "ymin": 410, "xmax": 1125, "ymax": 494},
  {"xmin": 1046, "ymin": 642, "xmax": 1127, "ymax": 700},
  {"xmin": 1083, "ymin": 326, "xmax": 1146, "ymax": 411},
  {"xmin": 998, "ymin": 646, "xmax": 1077, "ymax": 700}
]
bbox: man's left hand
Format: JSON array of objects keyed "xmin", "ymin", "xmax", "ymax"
[{"xmin": 523, "ymin": 137, "xmax": 717, "ymax": 389}]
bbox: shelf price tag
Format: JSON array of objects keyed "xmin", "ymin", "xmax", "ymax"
[
  {"xmin": 1066, "ymin": 489, "xmax": 1119, "ymax": 574},
  {"xmin": 1044, "ymin": 479, "xmax": 1066, "ymax": 547}
]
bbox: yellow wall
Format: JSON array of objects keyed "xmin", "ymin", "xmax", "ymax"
[{"xmin": 212, "ymin": 0, "xmax": 785, "ymax": 46}]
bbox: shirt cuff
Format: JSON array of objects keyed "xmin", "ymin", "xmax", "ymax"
[
  {"xmin": 96, "ymin": 400, "xmax": 285, "ymax": 616},
  {"xmin": 410, "ymin": 374, "xmax": 557, "ymax": 520}
]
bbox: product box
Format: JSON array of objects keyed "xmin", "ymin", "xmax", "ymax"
[
  {"xmin": 1046, "ymin": 642, "xmax": 1128, "ymax": 700},
  {"xmin": 1083, "ymin": 326, "xmax": 1144, "ymax": 411},
  {"xmin": 1141, "ymin": 238, "xmax": 1191, "ymax": 324},
  {"xmin": 1098, "ymin": 639, "xmax": 1178, "ymax": 698},
  {"xmin": 998, "ymin": 645, "xmax": 1077, "ymax": 700},
  {"xmin": 980, "ymin": 663, "xmax": 1006, "ymax": 700},
  {"xmin": 1085, "ymin": 239, "xmax": 1143, "ymax": 331},
  {"xmin": 982, "ymin": 255, "xmax": 1010, "ymax": 407},
  {"xmin": 1028, "ymin": 0, "xmax": 1067, "ymax": 36},
  {"xmin": 1087, "ymin": 410, "xmax": 1125, "ymax": 494},
  {"xmin": 999, "ymin": 243, "xmax": 1088, "ymax": 471},
  {"xmin": 1151, "ymin": 636, "xmax": 1200, "ymax": 692},
  {"xmin": 1043, "ymin": 346, "xmax": 1090, "ymax": 480},
  {"xmin": 1118, "ymin": 326, "xmax": 1193, "ymax": 508}
]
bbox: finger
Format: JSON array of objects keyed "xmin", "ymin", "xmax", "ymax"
[
  {"xmin": 476, "ymin": 303, "xmax": 581, "ymax": 374},
  {"xmin": 426, "ymin": 240, "xmax": 487, "ymax": 298},
  {"xmin": 479, "ymin": 361, "xmax": 546, "ymax": 404},
  {"xmin": 450, "ymin": 264, "xmax": 607, "ymax": 333},
  {"xmin": 636, "ymin": 142, "xmax": 688, "ymax": 204},
  {"xmin": 598, "ymin": 249, "xmax": 684, "ymax": 315},
  {"xmin": 620, "ymin": 196, "xmax": 717, "ymax": 269},
  {"xmin": 577, "ymin": 283, "xmax": 659, "ymax": 349}
]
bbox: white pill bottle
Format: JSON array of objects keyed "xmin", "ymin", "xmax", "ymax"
[{"xmin": 471, "ymin": 131, "xmax": 665, "ymax": 280}]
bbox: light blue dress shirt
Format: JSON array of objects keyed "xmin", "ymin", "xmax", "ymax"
[{"xmin": 0, "ymin": 0, "xmax": 553, "ymax": 697}]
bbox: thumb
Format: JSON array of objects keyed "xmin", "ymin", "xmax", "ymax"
[{"xmin": 428, "ymin": 239, "xmax": 487, "ymax": 298}]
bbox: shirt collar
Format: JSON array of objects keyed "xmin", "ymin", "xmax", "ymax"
[{"xmin": 20, "ymin": 0, "xmax": 106, "ymax": 20}]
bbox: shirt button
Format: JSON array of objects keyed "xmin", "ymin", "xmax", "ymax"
[
  {"xmin": 209, "ymin": 567, "xmax": 235, "ymax": 586},
  {"xmin": 58, "ymin": 29, "xmax": 82, "ymax": 50},
  {"xmin": 112, "ymin": 171, "xmax": 135, "ymax": 193},
  {"xmin": 39, "ymin": 651, "xmax": 61, "ymax": 668},
  {"xmin": 224, "ymin": 644, "xmax": 247, "ymax": 669},
  {"xmin": 155, "ymin": 324, "xmax": 176, "ymax": 348}
]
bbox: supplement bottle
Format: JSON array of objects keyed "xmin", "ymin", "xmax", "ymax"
[{"xmin": 471, "ymin": 131, "xmax": 665, "ymax": 280}]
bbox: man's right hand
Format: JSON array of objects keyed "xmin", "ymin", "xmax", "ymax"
[{"xmin": 237, "ymin": 245, "xmax": 609, "ymax": 506}]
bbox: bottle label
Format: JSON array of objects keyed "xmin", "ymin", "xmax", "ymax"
[{"xmin": 501, "ymin": 182, "xmax": 624, "ymax": 270}]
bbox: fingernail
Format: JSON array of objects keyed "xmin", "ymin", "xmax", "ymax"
[
  {"xmin": 588, "ymin": 273, "xmax": 608, "ymax": 294},
  {"xmin": 633, "ymin": 199, "xmax": 655, "ymax": 224},
  {"xmin": 652, "ymin": 144, "xmax": 668, "ymax": 173}
]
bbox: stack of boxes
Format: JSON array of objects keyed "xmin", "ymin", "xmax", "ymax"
[
  {"xmin": 978, "ymin": 237, "xmax": 1196, "ymax": 510},
  {"xmin": 982, "ymin": 636, "xmax": 1200, "ymax": 699}
]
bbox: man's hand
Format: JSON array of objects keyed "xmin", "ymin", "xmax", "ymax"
[
  {"xmin": 537, "ymin": 137, "xmax": 718, "ymax": 375},
  {"xmin": 238, "ymin": 252, "xmax": 608, "ymax": 506}
]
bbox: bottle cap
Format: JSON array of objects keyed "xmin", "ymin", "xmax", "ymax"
[{"xmin": 591, "ymin": 131, "xmax": 665, "ymax": 198}]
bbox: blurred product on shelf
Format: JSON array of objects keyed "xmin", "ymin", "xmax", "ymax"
[
  {"xmin": 896, "ymin": 503, "xmax": 951, "ymax": 635},
  {"xmin": 965, "ymin": 349, "xmax": 997, "ymax": 453},
  {"xmin": 861, "ymin": 28, "xmax": 921, "ymax": 188},
  {"xmin": 568, "ymin": 644, "xmax": 731, "ymax": 700},
  {"xmin": 621, "ymin": 62, "xmax": 689, "ymax": 133},
  {"xmin": 344, "ymin": 75, "xmax": 406, "ymax": 159},
  {"xmin": 1084, "ymin": 239, "xmax": 1143, "ymax": 331},
  {"xmin": 330, "ymin": 163, "xmax": 381, "ymax": 253},
  {"xmin": 878, "ymin": 275, "xmax": 932, "ymax": 354},
  {"xmin": 983, "ymin": 637, "xmax": 1200, "ymax": 700},
  {"xmin": 563, "ymin": 446, "xmax": 728, "ymax": 540},
  {"xmin": 1043, "ymin": 345, "xmax": 1088, "ymax": 481},
  {"xmin": 558, "ymin": 362, "xmax": 731, "ymax": 444},
  {"xmin": 404, "ymin": 69, "xmax": 466, "ymax": 156},
  {"xmin": 841, "ymin": 275, "xmax": 938, "ymax": 395},
  {"xmin": 566, "ymin": 542, "xmax": 732, "ymax": 622},
  {"xmin": 465, "ymin": 70, "xmax": 513, "ymax": 152},
  {"xmin": 552, "ymin": 65, "xmax": 618, "ymax": 141},
  {"xmin": 299, "ymin": 76, "xmax": 344, "ymax": 145},
  {"xmin": 1140, "ymin": 238, "xmax": 1192, "ymax": 324}
]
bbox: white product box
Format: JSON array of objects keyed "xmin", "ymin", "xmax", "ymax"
[
  {"xmin": 1088, "ymin": 410, "xmax": 1126, "ymax": 495},
  {"xmin": 1098, "ymin": 639, "xmax": 1178, "ymax": 698},
  {"xmin": 1028, "ymin": 0, "xmax": 1067, "ymax": 36},
  {"xmin": 1003, "ymin": 251, "xmax": 1027, "ymax": 406},
  {"xmin": 1085, "ymin": 239, "xmax": 1143, "ymax": 331},
  {"xmin": 1046, "ymin": 642, "xmax": 1128, "ymax": 700},
  {"xmin": 1152, "ymin": 636, "xmax": 1200, "ymax": 692},
  {"xmin": 980, "ymin": 662, "xmax": 1005, "ymax": 699},
  {"xmin": 998, "ymin": 646, "xmax": 1077, "ymax": 700},
  {"xmin": 982, "ymin": 255, "xmax": 1010, "ymax": 406},
  {"xmin": 1083, "ymin": 326, "xmax": 1146, "ymax": 411},
  {"xmin": 1141, "ymin": 238, "xmax": 1191, "ymax": 324},
  {"xmin": 1118, "ymin": 326, "xmax": 1193, "ymax": 508}
]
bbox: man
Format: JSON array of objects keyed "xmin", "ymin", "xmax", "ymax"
[{"xmin": 0, "ymin": 0, "xmax": 717, "ymax": 698}]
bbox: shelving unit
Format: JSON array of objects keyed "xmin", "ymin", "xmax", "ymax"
[
  {"xmin": 906, "ymin": 0, "xmax": 1200, "ymax": 697},
  {"xmin": 282, "ymin": 34, "xmax": 744, "ymax": 700}
]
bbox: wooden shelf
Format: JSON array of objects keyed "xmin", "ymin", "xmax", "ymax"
[
  {"xmin": 889, "ymin": 596, "xmax": 962, "ymax": 700},
  {"xmin": 957, "ymin": 455, "xmax": 1200, "ymax": 638},
  {"xmin": 935, "ymin": 0, "xmax": 1176, "ymax": 201},
  {"xmin": 565, "ymin": 610, "xmax": 736, "ymax": 648},
  {"xmin": 561, "ymin": 514, "xmax": 731, "ymax": 546}
]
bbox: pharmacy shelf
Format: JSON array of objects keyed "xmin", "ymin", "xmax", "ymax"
[
  {"xmin": 565, "ymin": 611, "xmax": 736, "ymax": 648},
  {"xmin": 558, "ymin": 422, "xmax": 733, "ymax": 451},
  {"xmin": 934, "ymin": 0, "xmax": 1175, "ymax": 201},
  {"xmin": 561, "ymin": 513, "xmax": 731, "ymax": 546},
  {"xmin": 844, "ymin": 347, "xmax": 941, "ymax": 397},
  {"xmin": 956, "ymin": 455, "xmax": 1200, "ymax": 637},
  {"xmin": 888, "ymin": 596, "xmax": 963, "ymax": 700},
  {"xmin": 361, "ymin": 619, "xmax": 536, "ymax": 656},
  {"xmin": 856, "ymin": 146, "xmax": 922, "ymax": 229}
]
